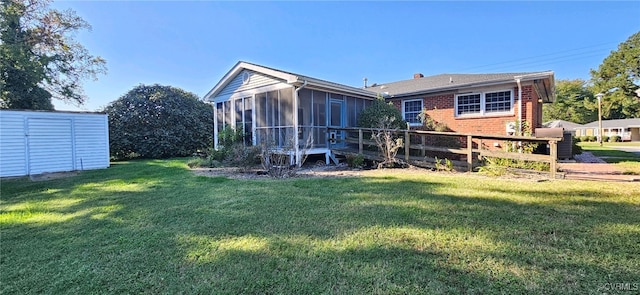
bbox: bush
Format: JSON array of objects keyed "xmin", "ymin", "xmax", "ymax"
[
  {"xmin": 104, "ymin": 84, "xmax": 213, "ymax": 160},
  {"xmin": 346, "ymin": 154, "xmax": 365, "ymax": 168},
  {"xmin": 572, "ymin": 137, "xmax": 583, "ymax": 156},
  {"xmin": 610, "ymin": 135, "xmax": 621, "ymax": 142},
  {"xmin": 579, "ymin": 136, "xmax": 588, "ymax": 142},
  {"xmin": 357, "ymin": 96, "xmax": 406, "ymax": 129},
  {"xmin": 225, "ymin": 143, "xmax": 261, "ymax": 172},
  {"xmin": 602, "ymin": 135, "xmax": 609, "ymax": 143},
  {"xmin": 587, "ymin": 136, "xmax": 597, "ymax": 142}
]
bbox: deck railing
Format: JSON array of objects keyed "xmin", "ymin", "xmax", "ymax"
[{"xmin": 328, "ymin": 127, "xmax": 563, "ymax": 178}]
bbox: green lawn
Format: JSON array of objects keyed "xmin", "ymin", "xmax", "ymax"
[
  {"xmin": 579, "ymin": 142, "xmax": 640, "ymax": 174},
  {"xmin": 1, "ymin": 160, "xmax": 639, "ymax": 294}
]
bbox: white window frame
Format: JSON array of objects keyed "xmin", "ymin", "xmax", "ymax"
[
  {"xmin": 402, "ymin": 99, "xmax": 423, "ymax": 126},
  {"xmin": 455, "ymin": 89, "xmax": 514, "ymax": 117}
]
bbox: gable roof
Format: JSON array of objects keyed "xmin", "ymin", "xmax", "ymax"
[
  {"xmin": 580, "ymin": 118, "xmax": 640, "ymax": 128},
  {"xmin": 203, "ymin": 61, "xmax": 376, "ymax": 101},
  {"xmin": 543, "ymin": 120, "xmax": 584, "ymax": 130},
  {"xmin": 204, "ymin": 61, "xmax": 555, "ymax": 103},
  {"xmin": 365, "ymin": 72, "xmax": 555, "ymax": 99}
]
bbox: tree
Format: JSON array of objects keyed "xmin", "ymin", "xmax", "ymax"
[
  {"xmin": 0, "ymin": 0, "xmax": 106, "ymax": 110},
  {"xmin": 104, "ymin": 84, "xmax": 214, "ymax": 160},
  {"xmin": 590, "ymin": 31, "xmax": 640, "ymax": 119},
  {"xmin": 543, "ymin": 79, "xmax": 596, "ymax": 124}
]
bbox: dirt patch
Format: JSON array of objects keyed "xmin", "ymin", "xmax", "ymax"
[
  {"xmin": 29, "ymin": 171, "xmax": 79, "ymax": 181},
  {"xmin": 191, "ymin": 163, "xmax": 375, "ymax": 180}
]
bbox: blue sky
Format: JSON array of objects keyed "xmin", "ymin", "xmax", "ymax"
[{"xmin": 51, "ymin": 1, "xmax": 640, "ymax": 111}]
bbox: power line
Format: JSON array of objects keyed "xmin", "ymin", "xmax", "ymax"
[{"xmin": 455, "ymin": 42, "xmax": 616, "ymax": 72}]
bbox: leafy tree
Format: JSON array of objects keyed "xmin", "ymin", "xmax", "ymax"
[
  {"xmin": 590, "ymin": 31, "xmax": 640, "ymax": 119},
  {"xmin": 543, "ymin": 79, "xmax": 596, "ymax": 124},
  {"xmin": 0, "ymin": 0, "xmax": 106, "ymax": 110},
  {"xmin": 104, "ymin": 84, "xmax": 214, "ymax": 160},
  {"xmin": 357, "ymin": 95, "xmax": 407, "ymax": 129}
]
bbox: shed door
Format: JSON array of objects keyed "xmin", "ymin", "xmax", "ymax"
[{"xmin": 27, "ymin": 118, "xmax": 74, "ymax": 174}]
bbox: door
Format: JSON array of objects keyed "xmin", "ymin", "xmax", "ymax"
[{"xmin": 329, "ymin": 100, "xmax": 344, "ymax": 146}]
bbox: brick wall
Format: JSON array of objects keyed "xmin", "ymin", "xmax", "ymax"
[{"xmin": 391, "ymin": 84, "xmax": 543, "ymax": 136}]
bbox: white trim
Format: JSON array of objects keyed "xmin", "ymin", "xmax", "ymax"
[
  {"xmin": 402, "ymin": 99, "xmax": 423, "ymax": 126},
  {"xmin": 454, "ymin": 89, "xmax": 514, "ymax": 118},
  {"xmin": 212, "ymin": 83, "xmax": 292, "ymax": 103}
]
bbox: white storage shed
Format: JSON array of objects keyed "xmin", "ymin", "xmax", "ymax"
[{"xmin": 0, "ymin": 110, "xmax": 110, "ymax": 177}]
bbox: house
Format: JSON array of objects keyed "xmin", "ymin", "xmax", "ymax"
[
  {"xmin": 574, "ymin": 118, "xmax": 640, "ymax": 141},
  {"xmin": 543, "ymin": 120, "xmax": 584, "ymax": 134},
  {"xmin": 203, "ymin": 61, "xmax": 556, "ymax": 164},
  {"xmin": 365, "ymin": 72, "xmax": 555, "ymax": 135},
  {"xmin": 0, "ymin": 110, "xmax": 110, "ymax": 177},
  {"xmin": 203, "ymin": 61, "xmax": 377, "ymax": 165}
]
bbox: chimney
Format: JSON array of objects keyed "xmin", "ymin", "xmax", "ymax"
[
  {"xmin": 413, "ymin": 73, "xmax": 424, "ymax": 79},
  {"xmin": 363, "ymin": 77, "xmax": 368, "ymax": 88}
]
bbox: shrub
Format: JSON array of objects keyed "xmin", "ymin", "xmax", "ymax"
[
  {"xmin": 186, "ymin": 157, "xmax": 218, "ymax": 168},
  {"xmin": 346, "ymin": 154, "xmax": 365, "ymax": 168},
  {"xmin": 610, "ymin": 135, "xmax": 621, "ymax": 142},
  {"xmin": 357, "ymin": 95, "xmax": 406, "ymax": 129},
  {"xmin": 104, "ymin": 84, "xmax": 213, "ymax": 160},
  {"xmin": 602, "ymin": 135, "xmax": 609, "ymax": 143},
  {"xmin": 225, "ymin": 143, "xmax": 261, "ymax": 172},
  {"xmin": 579, "ymin": 136, "xmax": 589, "ymax": 142},
  {"xmin": 572, "ymin": 137, "xmax": 583, "ymax": 156},
  {"xmin": 587, "ymin": 136, "xmax": 597, "ymax": 142}
]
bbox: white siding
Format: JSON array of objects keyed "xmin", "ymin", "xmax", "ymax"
[
  {"xmin": 27, "ymin": 118, "xmax": 74, "ymax": 174},
  {"xmin": 0, "ymin": 110, "xmax": 109, "ymax": 177},
  {"xmin": 218, "ymin": 70, "xmax": 282, "ymax": 97},
  {"xmin": 74, "ymin": 115, "xmax": 109, "ymax": 170},
  {"xmin": 0, "ymin": 114, "xmax": 27, "ymax": 177}
]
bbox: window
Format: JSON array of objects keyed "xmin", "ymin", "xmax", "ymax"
[
  {"xmin": 456, "ymin": 94, "xmax": 481, "ymax": 116},
  {"xmin": 403, "ymin": 99, "xmax": 423, "ymax": 125},
  {"xmin": 484, "ymin": 91, "xmax": 511, "ymax": 113},
  {"xmin": 455, "ymin": 90, "xmax": 513, "ymax": 117}
]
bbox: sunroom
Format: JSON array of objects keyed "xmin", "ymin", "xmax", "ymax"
[{"xmin": 203, "ymin": 61, "xmax": 376, "ymax": 165}]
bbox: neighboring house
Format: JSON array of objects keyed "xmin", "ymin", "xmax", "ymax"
[
  {"xmin": 574, "ymin": 118, "xmax": 640, "ymax": 141},
  {"xmin": 0, "ymin": 110, "xmax": 110, "ymax": 177},
  {"xmin": 203, "ymin": 61, "xmax": 556, "ymax": 164},
  {"xmin": 543, "ymin": 120, "xmax": 584, "ymax": 134}
]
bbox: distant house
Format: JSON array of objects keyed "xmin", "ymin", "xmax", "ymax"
[
  {"xmin": 203, "ymin": 61, "xmax": 556, "ymax": 164},
  {"xmin": 543, "ymin": 120, "xmax": 584, "ymax": 134},
  {"xmin": 574, "ymin": 118, "xmax": 640, "ymax": 141}
]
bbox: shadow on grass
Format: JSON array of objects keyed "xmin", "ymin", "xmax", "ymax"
[{"xmin": 1, "ymin": 160, "xmax": 639, "ymax": 293}]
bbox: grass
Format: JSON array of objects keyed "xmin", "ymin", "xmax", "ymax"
[
  {"xmin": 579, "ymin": 142, "xmax": 640, "ymax": 174},
  {"xmin": 2, "ymin": 159, "xmax": 640, "ymax": 294}
]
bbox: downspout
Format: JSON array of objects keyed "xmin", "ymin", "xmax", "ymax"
[
  {"xmin": 210, "ymin": 102, "xmax": 218, "ymax": 150},
  {"xmin": 516, "ymin": 78, "xmax": 523, "ymax": 136},
  {"xmin": 294, "ymin": 80, "xmax": 308, "ymax": 166}
]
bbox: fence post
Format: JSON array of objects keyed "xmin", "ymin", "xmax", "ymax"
[
  {"xmin": 405, "ymin": 130, "xmax": 410, "ymax": 162},
  {"xmin": 467, "ymin": 135, "xmax": 473, "ymax": 172},
  {"xmin": 358, "ymin": 129, "xmax": 363, "ymax": 154},
  {"xmin": 421, "ymin": 134, "xmax": 426, "ymax": 157},
  {"xmin": 549, "ymin": 140, "xmax": 557, "ymax": 179}
]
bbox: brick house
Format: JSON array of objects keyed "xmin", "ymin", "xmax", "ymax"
[
  {"xmin": 365, "ymin": 72, "xmax": 555, "ymax": 136},
  {"xmin": 204, "ymin": 61, "xmax": 555, "ymax": 164}
]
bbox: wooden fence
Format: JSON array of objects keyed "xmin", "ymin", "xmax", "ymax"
[{"xmin": 328, "ymin": 127, "xmax": 564, "ymax": 178}]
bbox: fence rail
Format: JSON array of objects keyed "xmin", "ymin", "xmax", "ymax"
[{"xmin": 328, "ymin": 127, "xmax": 563, "ymax": 178}]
